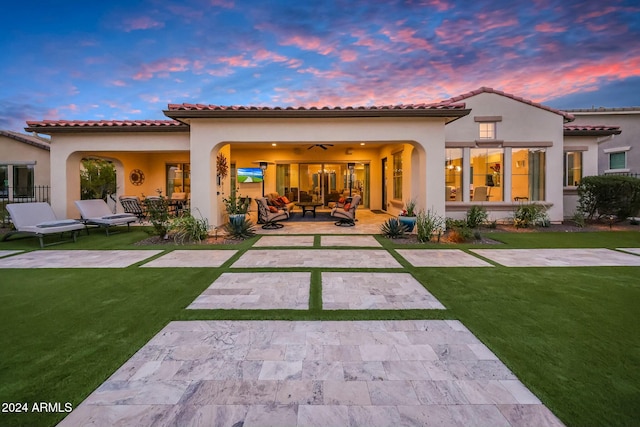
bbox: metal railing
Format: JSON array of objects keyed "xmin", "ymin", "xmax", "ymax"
[{"xmin": 1, "ymin": 186, "xmax": 51, "ymax": 227}]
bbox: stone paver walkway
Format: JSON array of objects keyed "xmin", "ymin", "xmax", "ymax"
[
  {"xmin": 321, "ymin": 236, "xmax": 381, "ymax": 247},
  {"xmin": 188, "ymin": 272, "xmax": 310, "ymax": 310},
  {"xmin": 0, "ymin": 250, "xmax": 22, "ymax": 258},
  {"xmin": 231, "ymin": 249, "xmax": 402, "ymax": 269},
  {"xmin": 57, "ymin": 320, "xmax": 564, "ymax": 427},
  {"xmin": 471, "ymin": 248, "xmax": 640, "ymax": 267},
  {"xmin": 0, "ymin": 250, "xmax": 161, "ymax": 268},
  {"xmin": 141, "ymin": 250, "xmax": 237, "ymax": 268},
  {"xmin": 397, "ymin": 249, "xmax": 494, "ymax": 267},
  {"xmin": 253, "ymin": 236, "xmax": 315, "ymax": 247},
  {"xmin": 322, "ymin": 272, "xmax": 445, "ymax": 310},
  {"xmin": 618, "ymin": 247, "xmax": 640, "ymax": 256}
]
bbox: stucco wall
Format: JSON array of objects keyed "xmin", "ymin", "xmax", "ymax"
[
  {"xmin": 562, "ymin": 135, "xmax": 600, "ymax": 218},
  {"xmin": 0, "ymin": 135, "xmax": 51, "ymax": 187},
  {"xmin": 445, "ymin": 92, "xmax": 565, "ymax": 222}
]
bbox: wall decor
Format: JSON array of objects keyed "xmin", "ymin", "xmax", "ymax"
[{"xmin": 129, "ymin": 169, "xmax": 145, "ymax": 185}]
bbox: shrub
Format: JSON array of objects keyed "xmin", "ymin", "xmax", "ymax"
[
  {"xmin": 416, "ymin": 209, "xmax": 445, "ymax": 243},
  {"xmin": 578, "ymin": 175, "xmax": 640, "ymax": 220},
  {"xmin": 380, "ymin": 218, "xmax": 406, "ymax": 239},
  {"xmin": 571, "ymin": 210, "xmax": 586, "ymax": 228},
  {"xmin": 448, "ymin": 225, "xmax": 474, "ymax": 243},
  {"xmin": 169, "ymin": 210, "xmax": 210, "ymax": 244},
  {"xmin": 144, "ymin": 193, "xmax": 170, "ymax": 237},
  {"xmin": 513, "ymin": 203, "xmax": 550, "ymax": 228},
  {"xmin": 466, "ymin": 205, "xmax": 488, "ymax": 228}
]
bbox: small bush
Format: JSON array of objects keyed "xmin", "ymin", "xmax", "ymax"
[
  {"xmin": 571, "ymin": 210, "xmax": 586, "ymax": 228},
  {"xmin": 513, "ymin": 203, "xmax": 550, "ymax": 228},
  {"xmin": 578, "ymin": 175, "xmax": 640, "ymax": 220},
  {"xmin": 169, "ymin": 210, "xmax": 210, "ymax": 244},
  {"xmin": 466, "ymin": 205, "xmax": 488, "ymax": 228},
  {"xmin": 416, "ymin": 209, "xmax": 445, "ymax": 243},
  {"xmin": 380, "ymin": 218, "xmax": 406, "ymax": 239},
  {"xmin": 144, "ymin": 194, "xmax": 170, "ymax": 237},
  {"xmin": 448, "ymin": 225, "xmax": 474, "ymax": 243}
]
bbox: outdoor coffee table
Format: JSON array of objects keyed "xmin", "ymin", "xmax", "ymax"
[{"xmin": 296, "ymin": 202, "xmax": 323, "ymax": 217}]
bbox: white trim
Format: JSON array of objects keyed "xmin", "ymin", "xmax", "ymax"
[
  {"xmin": 603, "ymin": 146, "xmax": 630, "ymax": 153},
  {"xmin": 605, "ymin": 168, "xmax": 630, "ymax": 174}
]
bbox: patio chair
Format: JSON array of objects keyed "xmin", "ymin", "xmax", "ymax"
[
  {"xmin": 256, "ymin": 197, "xmax": 289, "ymax": 229},
  {"xmin": 74, "ymin": 199, "xmax": 137, "ymax": 236},
  {"xmin": 2, "ymin": 202, "xmax": 85, "ymax": 248},
  {"xmin": 119, "ymin": 196, "xmax": 146, "ymax": 221},
  {"xmin": 331, "ymin": 194, "xmax": 361, "ymax": 226}
]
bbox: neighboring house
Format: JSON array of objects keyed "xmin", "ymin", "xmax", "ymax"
[
  {"xmin": 0, "ymin": 130, "xmax": 51, "ymax": 201},
  {"xmin": 565, "ymin": 107, "xmax": 640, "ymax": 175},
  {"xmin": 21, "ymin": 87, "xmax": 625, "ymax": 225}
]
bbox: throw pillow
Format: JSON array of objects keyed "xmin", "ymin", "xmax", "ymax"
[
  {"xmin": 272, "ymin": 198, "xmax": 285, "ymax": 208},
  {"xmin": 338, "ymin": 197, "xmax": 346, "ymax": 204},
  {"xmin": 281, "ymin": 196, "xmax": 290, "ymax": 204},
  {"xmin": 268, "ymin": 206, "xmax": 278, "ymax": 213},
  {"xmin": 343, "ymin": 203, "xmax": 351, "ymax": 211}
]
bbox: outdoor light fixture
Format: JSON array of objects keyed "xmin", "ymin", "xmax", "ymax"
[{"xmin": 348, "ymin": 163, "xmax": 355, "ymax": 196}]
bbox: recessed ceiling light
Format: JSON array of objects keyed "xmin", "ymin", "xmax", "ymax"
[
  {"xmin": 271, "ymin": 143, "xmax": 277, "ymax": 146},
  {"xmin": 360, "ymin": 142, "xmax": 365, "ymax": 146}
]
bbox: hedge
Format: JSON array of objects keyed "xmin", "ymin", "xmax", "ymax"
[{"xmin": 577, "ymin": 175, "xmax": 640, "ymax": 220}]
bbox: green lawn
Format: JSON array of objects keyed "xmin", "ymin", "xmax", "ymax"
[{"xmin": 0, "ymin": 228, "xmax": 639, "ymax": 426}]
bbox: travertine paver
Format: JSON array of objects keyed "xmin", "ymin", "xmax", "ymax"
[
  {"xmin": 188, "ymin": 272, "xmax": 310, "ymax": 310},
  {"xmin": 322, "ymin": 272, "xmax": 445, "ymax": 309},
  {"xmin": 231, "ymin": 249, "xmax": 402, "ymax": 268},
  {"xmin": 618, "ymin": 248, "xmax": 640, "ymax": 256},
  {"xmin": 141, "ymin": 250, "xmax": 237, "ymax": 268},
  {"xmin": 0, "ymin": 250, "xmax": 162, "ymax": 268},
  {"xmin": 321, "ymin": 235, "xmax": 381, "ymax": 247},
  {"xmin": 0, "ymin": 250, "xmax": 22, "ymax": 258},
  {"xmin": 57, "ymin": 320, "xmax": 565, "ymax": 427},
  {"xmin": 253, "ymin": 235, "xmax": 315, "ymax": 247},
  {"xmin": 397, "ymin": 249, "xmax": 494, "ymax": 267},
  {"xmin": 471, "ymin": 248, "xmax": 640, "ymax": 267}
]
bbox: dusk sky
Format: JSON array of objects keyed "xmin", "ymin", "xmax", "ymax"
[{"xmin": 2, "ymin": 0, "xmax": 640, "ymax": 132}]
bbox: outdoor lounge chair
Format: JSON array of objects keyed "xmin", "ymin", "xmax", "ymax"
[
  {"xmin": 2, "ymin": 202, "xmax": 85, "ymax": 248},
  {"xmin": 256, "ymin": 197, "xmax": 289, "ymax": 229},
  {"xmin": 331, "ymin": 194, "xmax": 361, "ymax": 226},
  {"xmin": 74, "ymin": 199, "xmax": 137, "ymax": 235},
  {"xmin": 119, "ymin": 196, "xmax": 146, "ymax": 221}
]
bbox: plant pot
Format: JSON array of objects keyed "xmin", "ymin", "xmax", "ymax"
[
  {"xmin": 228, "ymin": 213, "xmax": 246, "ymax": 226},
  {"xmin": 398, "ymin": 216, "xmax": 416, "ymax": 232}
]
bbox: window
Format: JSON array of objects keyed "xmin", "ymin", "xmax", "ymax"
[
  {"xmin": 479, "ymin": 122, "xmax": 496, "ymax": 140},
  {"xmin": 392, "ymin": 151, "xmax": 403, "ymax": 200},
  {"xmin": 564, "ymin": 151, "xmax": 583, "ymax": 186},
  {"xmin": 166, "ymin": 163, "xmax": 190, "ymax": 197},
  {"xmin": 470, "ymin": 148, "xmax": 503, "ymax": 201},
  {"xmin": 13, "ymin": 165, "xmax": 34, "ymax": 198},
  {"xmin": 609, "ymin": 151, "xmax": 626, "ymax": 170},
  {"xmin": 445, "ymin": 149, "xmax": 463, "ymax": 201},
  {"xmin": 512, "ymin": 148, "xmax": 545, "ymax": 201},
  {"xmin": 0, "ymin": 165, "xmax": 7, "ymax": 198}
]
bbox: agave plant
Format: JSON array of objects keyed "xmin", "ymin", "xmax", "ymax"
[
  {"xmin": 380, "ymin": 218, "xmax": 406, "ymax": 239},
  {"xmin": 223, "ymin": 218, "xmax": 256, "ymax": 239}
]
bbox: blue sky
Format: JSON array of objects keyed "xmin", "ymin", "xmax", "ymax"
[{"xmin": 2, "ymin": 0, "xmax": 639, "ymax": 131}]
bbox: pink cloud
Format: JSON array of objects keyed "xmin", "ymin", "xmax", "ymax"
[
  {"xmin": 111, "ymin": 80, "xmax": 127, "ymax": 87},
  {"xmin": 496, "ymin": 35, "xmax": 528, "ymax": 48},
  {"xmin": 217, "ymin": 55, "xmax": 253, "ymax": 67},
  {"xmin": 339, "ymin": 50, "xmax": 358, "ymax": 62},
  {"xmin": 534, "ymin": 22, "xmax": 567, "ymax": 33},
  {"xmin": 133, "ymin": 58, "xmax": 190, "ymax": 80},
  {"xmin": 280, "ymin": 34, "xmax": 335, "ymax": 55},
  {"xmin": 122, "ymin": 16, "xmax": 164, "ymax": 32},
  {"xmin": 210, "ymin": 0, "xmax": 234, "ymax": 8},
  {"xmin": 575, "ymin": 7, "xmax": 619, "ymax": 23},
  {"xmin": 253, "ymin": 49, "xmax": 288, "ymax": 63},
  {"xmin": 381, "ymin": 27, "xmax": 435, "ymax": 53}
]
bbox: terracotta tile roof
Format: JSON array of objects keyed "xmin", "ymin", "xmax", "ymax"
[
  {"xmin": 0, "ymin": 129, "xmax": 51, "ymax": 150},
  {"xmin": 563, "ymin": 124, "xmax": 622, "ymax": 136},
  {"xmin": 564, "ymin": 107, "xmax": 640, "ymax": 113},
  {"xmin": 24, "ymin": 120, "xmax": 187, "ymax": 133},
  {"xmin": 164, "ymin": 101, "xmax": 469, "ymax": 120},
  {"xmin": 167, "ymin": 102, "xmax": 466, "ymax": 112},
  {"xmin": 440, "ymin": 87, "xmax": 575, "ymax": 122}
]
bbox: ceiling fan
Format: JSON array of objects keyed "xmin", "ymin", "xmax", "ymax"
[{"xmin": 308, "ymin": 144, "xmax": 334, "ymax": 150}]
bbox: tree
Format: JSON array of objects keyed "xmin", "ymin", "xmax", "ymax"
[{"xmin": 80, "ymin": 159, "xmax": 116, "ymax": 200}]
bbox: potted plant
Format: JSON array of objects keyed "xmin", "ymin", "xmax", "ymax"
[
  {"xmin": 223, "ymin": 193, "xmax": 250, "ymax": 225},
  {"xmin": 398, "ymin": 198, "xmax": 417, "ymax": 232}
]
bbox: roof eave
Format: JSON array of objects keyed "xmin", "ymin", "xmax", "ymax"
[
  {"xmin": 563, "ymin": 130, "xmax": 622, "ymax": 137},
  {"xmin": 23, "ymin": 124, "xmax": 190, "ymax": 134}
]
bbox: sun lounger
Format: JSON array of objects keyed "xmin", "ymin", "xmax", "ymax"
[
  {"xmin": 3, "ymin": 202, "xmax": 85, "ymax": 248},
  {"xmin": 74, "ymin": 199, "xmax": 137, "ymax": 235}
]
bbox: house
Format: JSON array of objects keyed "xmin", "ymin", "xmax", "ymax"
[
  {"xmin": 0, "ymin": 130, "xmax": 51, "ymax": 201},
  {"xmin": 21, "ymin": 87, "xmax": 624, "ymax": 226},
  {"xmin": 564, "ymin": 107, "xmax": 639, "ymax": 175}
]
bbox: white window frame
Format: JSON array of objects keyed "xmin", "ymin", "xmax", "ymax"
[
  {"xmin": 564, "ymin": 151, "xmax": 583, "ymax": 187},
  {"xmin": 478, "ymin": 122, "xmax": 496, "ymax": 140},
  {"xmin": 604, "ymin": 146, "xmax": 630, "ymax": 173}
]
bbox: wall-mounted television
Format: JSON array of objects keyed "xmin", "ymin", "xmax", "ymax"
[{"xmin": 237, "ymin": 167, "xmax": 263, "ymax": 183}]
